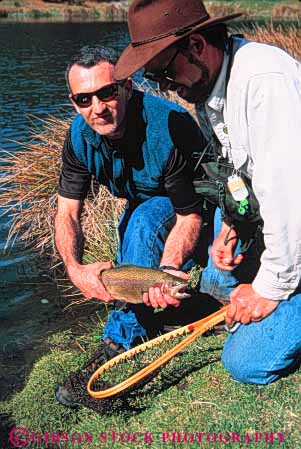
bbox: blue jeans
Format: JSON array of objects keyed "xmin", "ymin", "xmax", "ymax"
[
  {"xmin": 103, "ymin": 196, "xmax": 200, "ymax": 349},
  {"xmin": 201, "ymin": 208, "xmax": 301, "ymax": 384}
]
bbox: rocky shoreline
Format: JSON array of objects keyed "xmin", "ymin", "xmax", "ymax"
[{"xmin": 0, "ymin": 1, "xmax": 129, "ymax": 21}]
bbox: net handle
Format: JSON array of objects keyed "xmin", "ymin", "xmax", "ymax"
[{"xmin": 87, "ymin": 306, "xmax": 228, "ymax": 399}]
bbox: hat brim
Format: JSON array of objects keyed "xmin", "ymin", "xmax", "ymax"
[{"xmin": 115, "ymin": 13, "xmax": 242, "ymax": 80}]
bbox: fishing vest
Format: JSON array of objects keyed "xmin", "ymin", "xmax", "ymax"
[
  {"xmin": 193, "ymin": 35, "xmax": 262, "ymax": 226},
  {"xmin": 192, "ymin": 136, "xmax": 262, "ymax": 224},
  {"xmin": 70, "ymin": 91, "xmax": 188, "ymax": 205}
]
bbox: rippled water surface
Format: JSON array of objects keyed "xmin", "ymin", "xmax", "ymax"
[
  {"xmin": 0, "ymin": 22, "xmax": 130, "ymax": 313},
  {"xmin": 1, "ymin": 22, "xmax": 129, "ymax": 145}
]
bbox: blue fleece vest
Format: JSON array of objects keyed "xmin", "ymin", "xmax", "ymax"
[{"xmin": 70, "ymin": 91, "xmax": 186, "ymax": 204}]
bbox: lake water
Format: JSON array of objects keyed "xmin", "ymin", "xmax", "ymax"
[{"xmin": 0, "ymin": 21, "xmax": 130, "ymax": 315}]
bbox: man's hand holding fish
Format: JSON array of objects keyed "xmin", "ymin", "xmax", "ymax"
[{"xmin": 142, "ymin": 268, "xmax": 189, "ymax": 309}]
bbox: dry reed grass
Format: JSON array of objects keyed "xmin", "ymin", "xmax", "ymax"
[
  {"xmin": 0, "ymin": 116, "xmax": 125, "ymax": 276},
  {"xmin": 241, "ymin": 23, "xmax": 301, "ymax": 61},
  {"xmin": 207, "ymin": 2, "xmax": 300, "ymax": 21},
  {"xmin": 207, "ymin": 3, "xmax": 252, "ymax": 19},
  {"xmin": 0, "ymin": 24, "xmax": 299, "ymax": 300},
  {"xmin": 272, "ymin": 3, "xmax": 300, "ymax": 20},
  {"xmin": 0, "ymin": 116, "xmax": 67, "ymax": 255}
]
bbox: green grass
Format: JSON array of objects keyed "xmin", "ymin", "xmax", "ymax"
[
  {"xmin": 2, "ymin": 316, "xmax": 300, "ymax": 449},
  {"xmin": 29, "ymin": 9, "xmax": 56, "ymax": 18}
]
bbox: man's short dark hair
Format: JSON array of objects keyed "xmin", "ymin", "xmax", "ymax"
[
  {"xmin": 199, "ymin": 24, "xmax": 228, "ymax": 50},
  {"xmin": 178, "ymin": 23, "xmax": 228, "ymax": 51},
  {"xmin": 65, "ymin": 45, "xmax": 120, "ymax": 92}
]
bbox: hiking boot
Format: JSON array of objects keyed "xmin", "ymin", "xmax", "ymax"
[
  {"xmin": 55, "ymin": 337, "xmax": 125, "ymax": 408},
  {"xmin": 162, "ymin": 324, "xmax": 182, "ymax": 333},
  {"xmin": 102, "ymin": 337, "xmax": 125, "ymax": 360},
  {"xmin": 203, "ymin": 323, "xmax": 227, "ymax": 336}
]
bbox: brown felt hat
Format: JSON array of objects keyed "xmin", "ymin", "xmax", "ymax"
[{"xmin": 115, "ymin": 0, "xmax": 242, "ymax": 80}]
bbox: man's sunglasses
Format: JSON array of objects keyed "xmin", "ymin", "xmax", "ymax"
[
  {"xmin": 143, "ymin": 48, "xmax": 180, "ymax": 85},
  {"xmin": 71, "ymin": 82, "xmax": 122, "ymax": 108}
]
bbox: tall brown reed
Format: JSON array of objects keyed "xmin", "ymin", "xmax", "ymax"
[
  {"xmin": 242, "ymin": 23, "xmax": 300, "ymax": 61},
  {"xmin": 0, "ymin": 116, "xmax": 67, "ymax": 255}
]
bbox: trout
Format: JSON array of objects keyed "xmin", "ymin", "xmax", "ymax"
[{"xmin": 101, "ymin": 264, "xmax": 190, "ymax": 304}]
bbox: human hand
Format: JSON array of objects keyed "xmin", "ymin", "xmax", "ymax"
[
  {"xmin": 211, "ymin": 222, "xmax": 243, "ymax": 271},
  {"xmin": 226, "ymin": 283, "xmax": 279, "ymax": 327},
  {"xmin": 142, "ymin": 269, "xmax": 189, "ymax": 309},
  {"xmin": 67, "ymin": 261, "xmax": 115, "ymax": 302}
]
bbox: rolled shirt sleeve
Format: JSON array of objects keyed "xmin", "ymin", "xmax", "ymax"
[{"xmin": 58, "ymin": 129, "xmax": 92, "ymax": 200}]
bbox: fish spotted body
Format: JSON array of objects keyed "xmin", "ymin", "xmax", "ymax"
[{"xmin": 101, "ymin": 264, "xmax": 190, "ymax": 304}]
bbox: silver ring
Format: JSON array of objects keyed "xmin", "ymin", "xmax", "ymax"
[{"xmin": 225, "ymin": 322, "xmax": 241, "ymax": 333}]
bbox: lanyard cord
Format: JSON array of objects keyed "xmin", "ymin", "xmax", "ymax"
[
  {"xmin": 225, "ymin": 35, "xmax": 235, "ymax": 94},
  {"xmin": 224, "ymin": 34, "xmax": 245, "ymax": 167},
  {"xmin": 194, "ymin": 35, "xmax": 237, "ymax": 167},
  {"xmin": 223, "ymin": 35, "xmax": 235, "ymax": 164}
]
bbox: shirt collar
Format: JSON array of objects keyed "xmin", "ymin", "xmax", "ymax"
[{"xmin": 205, "ymin": 51, "xmax": 229, "ymax": 112}]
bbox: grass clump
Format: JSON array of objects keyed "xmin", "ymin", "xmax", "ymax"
[{"xmin": 30, "ymin": 8, "xmax": 53, "ymax": 18}]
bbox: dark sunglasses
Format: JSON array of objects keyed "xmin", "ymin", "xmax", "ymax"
[
  {"xmin": 71, "ymin": 82, "xmax": 122, "ymax": 108},
  {"xmin": 143, "ymin": 48, "xmax": 181, "ymax": 85}
]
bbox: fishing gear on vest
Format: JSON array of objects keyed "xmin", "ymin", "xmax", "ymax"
[
  {"xmin": 192, "ymin": 35, "xmax": 262, "ymax": 226},
  {"xmin": 192, "ymin": 135, "xmax": 262, "ymax": 225}
]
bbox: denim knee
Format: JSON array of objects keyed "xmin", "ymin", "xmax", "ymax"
[
  {"xmin": 129, "ymin": 199, "xmax": 174, "ymax": 243},
  {"xmin": 221, "ymin": 343, "xmax": 277, "ymax": 385},
  {"xmin": 118, "ymin": 197, "xmax": 175, "ymax": 267},
  {"xmin": 222, "ymin": 294, "xmax": 301, "ymax": 384},
  {"xmin": 222, "ymin": 327, "xmax": 301, "ymax": 385}
]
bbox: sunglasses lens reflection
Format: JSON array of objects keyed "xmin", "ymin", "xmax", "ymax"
[
  {"xmin": 97, "ymin": 84, "xmax": 118, "ymax": 102},
  {"xmin": 73, "ymin": 93, "xmax": 92, "ymax": 107},
  {"xmin": 73, "ymin": 83, "xmax": 119, "ymax": 108}
]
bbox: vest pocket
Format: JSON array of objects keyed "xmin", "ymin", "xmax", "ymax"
[{"xmin": 193, "ymin": 161, "xmax": 262, "ymax": 224}]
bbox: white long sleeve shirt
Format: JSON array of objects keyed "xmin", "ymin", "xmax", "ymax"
[{"xmin": 196, "ymin": 37, "xmax": 301, "ymax": 301}]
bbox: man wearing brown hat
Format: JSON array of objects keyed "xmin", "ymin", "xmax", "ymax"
[{"xmin": 115, "ymin": 0, "xmax": 301, "ymax": 384}]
